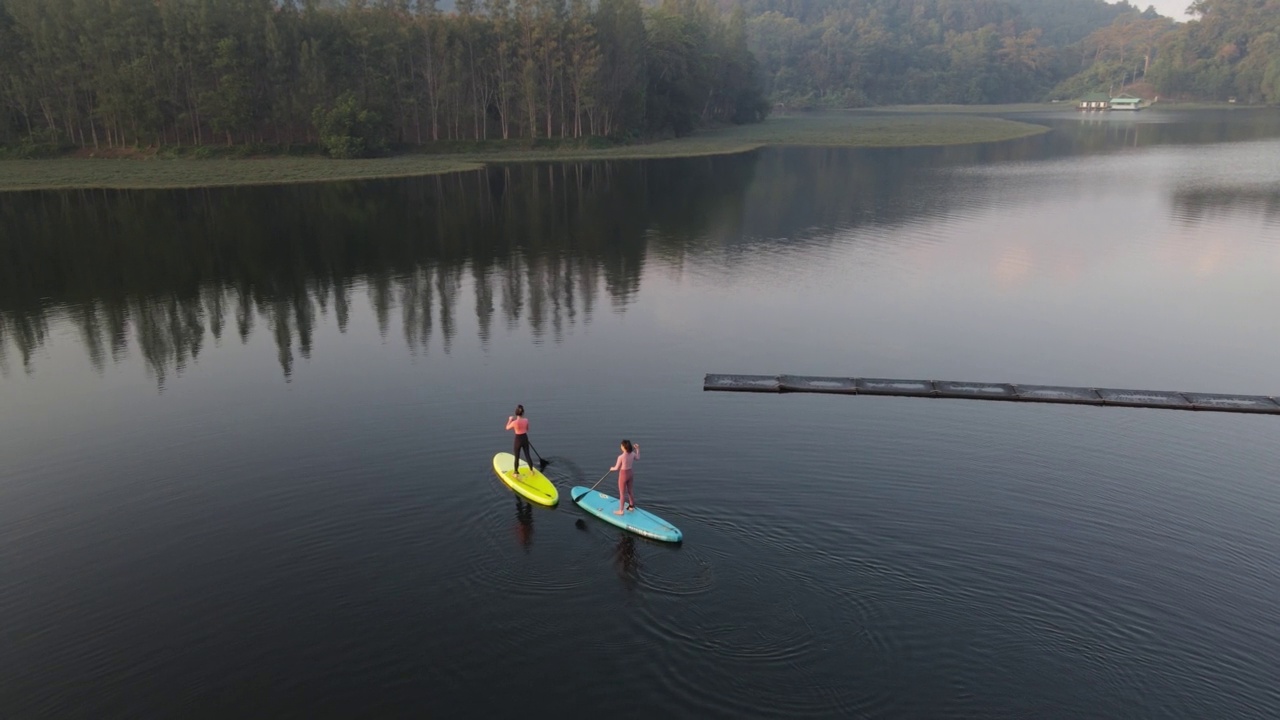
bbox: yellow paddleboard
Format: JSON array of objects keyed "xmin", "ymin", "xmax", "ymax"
[{"xmin": 492, "ymin": 452, "xmax": 559, "ymax": 506}]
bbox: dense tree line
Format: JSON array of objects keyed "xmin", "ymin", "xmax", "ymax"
[
  {"xmin": 2, "ymin": 0, "xmax": 1275, "ymax": 157},
  {"xmin": 1049, "ymin": 0, "xmax": 1280, "ymax": 103},
  {"xmin": 1001, "ymin": 0, "xmax": 1144, "ymax": 48},
  {"xmin": 1146, "ymin": 0, "xmax": 1280, "ymax": 103},
  {"xmin": 1050, "ymin": 9, "xmax": 1173, "ymax": 100},
  {"xmin": 0, "ymin": 0, "xmax": 769, "ymax": 155},
  {"xmin": 736, "ymin": 0, "xmax": 1280, "ymax": 107},
  {"xmin": 736, "ymin": 0, "xmax": 1143, "ymax": 107}
]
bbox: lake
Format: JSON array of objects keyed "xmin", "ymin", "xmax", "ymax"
[{"xmin": 2, "ymin": 109, "xmax": 1279, "ymax": 719}]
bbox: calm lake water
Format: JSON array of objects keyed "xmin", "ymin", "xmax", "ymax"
[{"xmin": 2, "ymin": 109, "xmax": 1279, "ymax": 718}]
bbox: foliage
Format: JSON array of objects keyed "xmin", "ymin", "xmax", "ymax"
[
  {"xmin": 4, "ymin": 0, "xmax": 1273, "ymax": 155},
  {"xmin": 1147, "ymin": 0, "xmax": 1280, "ymax": 103},
  {"xmin": 1050, "ymin": 12, "xmax": 1176, "ymax": 98},
  {"xmin": 1003, "ymin": 0, "xmax": 1141, "ymax": 47},
  {"xmin": 737, "ymin": 0, "xmax": 1105, "ymax": 107},
  {"xmin": 735, "ymin": 0, "xmax": 1280, "ymax": 107},
  {"xmin": 312, "ymin": 92, "xmax": 389, "ymax": 159},
  {"xmin": 0, "ymin": 0, "xmax": 769, "ymax": 150}
]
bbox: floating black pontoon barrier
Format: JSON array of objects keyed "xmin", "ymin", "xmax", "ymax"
[
  {"xmin": 856, "ymin": 378, "xmax": 936, "ymax": 397},
  {"xmin": 703, "ymin": 373, "xmax": 781, "ymax": 393},
  {"xmin": 1012, "ymin": 384, "xmax": 1103, "ymax": 405},
  {"xmin": 1181, "ymin": 393, "xmax": 1280, "ymax": 414},
  {"xmin": 935, "ymin": 381, "xmax": 1017, "ymax": 400},
  {"xmin": 778, "ymin": 375, "xmax": 858, "ymax": 394},
  {"xmin": 703, "ymin": 374, "xmax": 1280, "ymax": 415}
]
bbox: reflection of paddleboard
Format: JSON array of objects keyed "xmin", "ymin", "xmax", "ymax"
[
  {"xmin": 570, "ymin": 486, "xmax": 682, "ymax": 543},
  {"xmin": 493, "ymin": 452, "xmax": 558, "ymax": 506}
]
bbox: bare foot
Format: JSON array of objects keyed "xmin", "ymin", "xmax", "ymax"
[{"xmin": 613, "ymin": 509, "xmax": 625, "ymax": 515}]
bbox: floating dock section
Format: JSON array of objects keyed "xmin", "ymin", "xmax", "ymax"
[{"xmin": 702, "ymin": 374, "xmax": 1280, "ymax": 415}]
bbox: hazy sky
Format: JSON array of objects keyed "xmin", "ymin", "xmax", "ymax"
[{"xmin": 1138, "ymin": 0, "xmax": 1193, "ymax": 20}]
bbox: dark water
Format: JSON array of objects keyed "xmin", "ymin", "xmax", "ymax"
[{"xmin": 2, "ymin": 109, "xmax": 1279, "ymax": 718}]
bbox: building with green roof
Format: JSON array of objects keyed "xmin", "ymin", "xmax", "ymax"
[
  {"xmin": 1078, "ymin": 92, "xmax": 1110, "ymax": 111},
  {"xmin": 1109, "ymin": 94, "xmax": 1143, "ymax": 111}
]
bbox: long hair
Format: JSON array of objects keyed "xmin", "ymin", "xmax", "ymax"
[{"xmin": 621, "ymin": 439, "xmax": 633, "ymax": 453}]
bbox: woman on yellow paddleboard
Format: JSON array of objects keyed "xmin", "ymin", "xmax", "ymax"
[{"xmin": 506, "ymin": 405, "xmax": 533, "ymax": 475}]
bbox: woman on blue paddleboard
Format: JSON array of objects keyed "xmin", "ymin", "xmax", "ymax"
[
  {"xmin": 506, "ymin": 405, "xmax": 533, "ymax": 475},
  {"xmin": 609, "ymin": 439, "xmax": 640, "ymax": 515}
]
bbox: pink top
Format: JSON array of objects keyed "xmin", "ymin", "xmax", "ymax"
[
  {"xmin": 506, "ymin": 416, "xmax": 529, "ymax": 435},
  {"xmin": 611, "ymin": 447, "xmax": 639, "ymax": 472}
]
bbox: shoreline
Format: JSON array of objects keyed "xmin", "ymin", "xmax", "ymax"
[{"xmin": 0, "ymin": 113, "xmax": 1052, "ymax": 192}]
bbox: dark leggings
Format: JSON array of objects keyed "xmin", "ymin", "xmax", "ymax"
[{"xmin": 512, "ymin": 433, "xmax": 533, "ymax": 472}]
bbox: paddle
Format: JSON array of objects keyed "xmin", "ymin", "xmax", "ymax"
[
  {"xmin": 528, "ymin": 440, "xmax": 550, "ymax": 470},
  {"xmin": 572, "ymin": 469, "xmax": 613, "ymax": 503}
]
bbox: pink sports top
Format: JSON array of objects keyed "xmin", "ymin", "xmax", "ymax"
[
  {"xmin": 611, "ymin": 448, "xmax": 639, "ymax": 472},
  {"xmin": 506, "ymin": 416, "xmax": 529, "ymax": 435}
]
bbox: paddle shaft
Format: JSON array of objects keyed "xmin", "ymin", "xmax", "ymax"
[
  {"xmin": 528, "ymin": 439, "xmax": 549, "ymax": 466},
  {"xmin": 573, "ymin": 469, "xmax": 613, "ymax": 503}
]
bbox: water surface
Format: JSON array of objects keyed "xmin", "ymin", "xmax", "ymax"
[{"xmin": 2, "ymin": 109, "xmax": 1279, "ymax": 718}]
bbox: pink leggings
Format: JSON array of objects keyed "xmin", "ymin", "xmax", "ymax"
[{"xmin": 618, "ymin": 470, "xmax": 635, "ymax": 508}]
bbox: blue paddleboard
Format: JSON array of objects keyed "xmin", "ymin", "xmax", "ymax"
[{"xmin": 570, "ymin": 486, "xmax": 683, "ymax": 543}]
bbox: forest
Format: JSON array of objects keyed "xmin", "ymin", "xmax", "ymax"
[
  {"xmin": 741, "ymin": 0, "xmax": 1280, "ymax": 108},
  {"xmin": 1144, "ymin": 0, "xmax": 1280, "ymax": 103},
  {"xmin": 1, "ymin": 0, "xmax": 1277, "ymax": 156},
  {"xmin": 0, "ymin": 0, "xmax": 769, "ymax": 155},
  {"xmin": 741, "ymin": 0, "xmax": 1133, "ymax": 107}
]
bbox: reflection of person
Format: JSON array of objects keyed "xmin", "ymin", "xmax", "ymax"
[
  {"xmin": 505, "ymin": 404, "xmax": 532, "ymax": 476},
  {"xmin": 609, "ymin": 440, "xmax": 639, "ymax": 515},
  {"xmin": 615, "ymin": 534, "xmax": 638, "ymax": 584},
  {"xmin": 515, "ymin": 498, "xmax": 533, "ymax": 550}
]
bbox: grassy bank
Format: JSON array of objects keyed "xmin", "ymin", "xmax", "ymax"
[
  {"xmin": 1141, "ymin": 101, "xmax": 1274, "ymax": 110},
  {"xmin": 870, "ymin": 100, "xmax": 1278, "ymax": 113},
  {"xmin": 868, "ymin": 102, "xmax": 1064, "ymax": 114},
  {"xmin": 0, "ymin": 113, "xmax": 1049, "ymax": 192}
]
